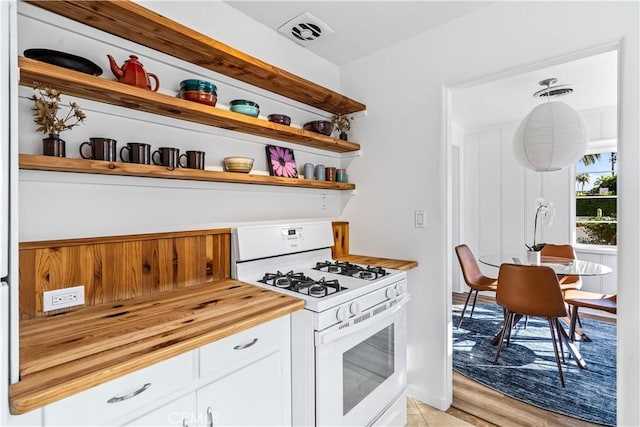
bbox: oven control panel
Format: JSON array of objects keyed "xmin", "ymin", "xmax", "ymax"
[
  {"xmin": 282, "ymin": 227, "xmax": 303, "ymax": 241},
  {"xmin": 315, "ymin": 278, "xmax": 408, "ymax": 331}
]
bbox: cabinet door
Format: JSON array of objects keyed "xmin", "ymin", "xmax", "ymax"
[
  {"xmin": 123, "ymin": 392, "xmax": 196, "ymax": 427},
  {"xmin": 197, "ymin": 352, "xmax": 288, "ymax": 427}
]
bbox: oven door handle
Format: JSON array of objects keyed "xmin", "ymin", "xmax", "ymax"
[{"xmin": 316, "ymin": 295, "xmax": 409, "ymax": 347}]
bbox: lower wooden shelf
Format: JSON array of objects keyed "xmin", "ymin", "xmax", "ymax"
[{"xmin": 19, "ymin": 154, "xmax": 356, "ymax": 190}]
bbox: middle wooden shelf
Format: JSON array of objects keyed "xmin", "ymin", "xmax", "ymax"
[
  {"xmin": 19, "ymin": 154, "xmax": 356, "ymax": 190},
  {"xmin": 18, "ymin": 57, "xmax": 361, "ymax": 154}
]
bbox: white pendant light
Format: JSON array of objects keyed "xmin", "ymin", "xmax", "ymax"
[{"xmin": 513, "ymin": 78, "xmax": 589, "ymax": 172}]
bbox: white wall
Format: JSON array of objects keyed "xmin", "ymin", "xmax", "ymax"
[
  {"xmin": 339, "ymin": 1, "xmax": 639, "ymax": 424},
  {"xmin": 17, "ymin": 1, "xmax": 353, "ymax": 242}
]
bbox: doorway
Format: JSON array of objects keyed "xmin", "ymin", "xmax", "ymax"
[{"xmin": 446, "ymin": 46, "xmax": 619, "ymax": 423}]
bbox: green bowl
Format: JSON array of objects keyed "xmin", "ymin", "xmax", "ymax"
[{"xmin": 230, "ymin": 100, "xmax": 260, "ymax": 117}]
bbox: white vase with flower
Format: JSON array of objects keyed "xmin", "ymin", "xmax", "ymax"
[{"xmin": 525, "ymin": 197, "xmax": 556, "ymax": 264}]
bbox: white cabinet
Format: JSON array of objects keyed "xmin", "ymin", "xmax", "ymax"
[
  {"xmin": 197, "ymin": 316, "xmax": 292, "ymax": 427},
  {"xmin": 41, "ymin": 315, "xmax": 292, "ymax": 427},
  {"xmin": 43, "ymin": 352, "xmax": 195, "ymax": 426},
  {"xmin": 124, "ymin": 392, "xmax": 196, "ymax": 427},
  {"xmin": 196, "ymin": 352, "xmax": 289, "ymax": 427}
]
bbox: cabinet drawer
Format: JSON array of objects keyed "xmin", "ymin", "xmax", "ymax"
[
  {"xmin": 44, "ymin": 352, "xmax": 195, "ymax": 426},
  {"xmin": 199, "ymin": 317, "xmax": 285, "ymax": 379}
]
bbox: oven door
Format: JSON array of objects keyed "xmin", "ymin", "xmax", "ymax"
[{"xmin": 315, "ymin": 296, "xmax": 408, "ymax": 426}]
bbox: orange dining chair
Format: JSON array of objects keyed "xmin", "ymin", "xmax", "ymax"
[
  {"xmin": 540, "ymin": 244, "xmax": 582, "ymax": 292},
  {"xmin": 563, "ymin": 290, "xmax": 617, "ymax": 341},
  {"xmin": 493, "ymin": 263, "xmax": 568, "ymax": 387},
  {"xmin": 454, "ymin": 244, "xmax": 498, "ymax": 329}
]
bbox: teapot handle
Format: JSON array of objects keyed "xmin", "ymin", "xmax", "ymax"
[{"xmin": 148, "ymin": 72, "xmax": 160, "ymax": 92}]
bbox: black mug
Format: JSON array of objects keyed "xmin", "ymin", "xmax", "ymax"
[
  {"xmin": 152, "ymin": 147, "xmax": 180, "ymax": 168},
  {"xmin": 80, "ymin": 137, "xmax": 117, "ymax": 161},
  {"xmin": 179, "ymin": 150, "xmax": 205, "ymax": 170},
  {"xmin": 42, "ymin": 135, "xmax": 66, "ymax": 157},
  {"xmin": 120, "ymin": 142, "xmax": 151, "ymax": 165}
]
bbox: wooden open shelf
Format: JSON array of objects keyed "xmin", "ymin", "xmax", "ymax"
[
  {"xmin": 25, "ymin": 0, "xmax": 366, "ymax": 115},
  {"xmin": 19, "ymin": 154, "xmax": 357, "ymax": 190},
  {"xmin": 19, "ymin": 58, "xmax": 361, "ymax": 154}
]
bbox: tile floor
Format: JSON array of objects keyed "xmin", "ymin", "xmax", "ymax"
[{"xmin": 407, "ymin": 397, "xmax": 481, "ymax": 427}]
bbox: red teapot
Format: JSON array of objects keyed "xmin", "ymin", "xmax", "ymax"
[{"xmin": 107, "ymin": 54, "xmax": 160, "ymax": 91}]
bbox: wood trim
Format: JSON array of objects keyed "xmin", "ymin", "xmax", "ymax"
[
  {"xmin": 331, "ymin": 221, "xmax": 350, "ymax": 258},
  {"xmin": 24, "ymin": 0, "xmax": 365, "ymax": 115},
  {"xmin": 19, "ymin": 229, "xmax": 231, "ymax": 318},
  {"xmin": 19, "ymin": 58, "xmax": 361, "ymax": 153},
  {"xmin": 19, "ymin": 154, "xmax": 357, "ymax": 190}
]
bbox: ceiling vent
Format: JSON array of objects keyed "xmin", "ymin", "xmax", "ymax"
[
  {"xmin": 533, "ymin": 78, "xmax": 574, "ymax": 99},
  {"xmin": 277, "ymin": 12, "xmax": 335, "ymax": 46}
]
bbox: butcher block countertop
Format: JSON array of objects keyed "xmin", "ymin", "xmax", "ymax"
[
  {"xmin": 335, "ymin": 254, "xmax": 418, "ymax": 271},
  {"xmin": 9, "ymin": 280, "xmax": 304, "ymax": 415}
]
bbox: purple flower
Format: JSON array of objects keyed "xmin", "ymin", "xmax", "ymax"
[{"xmin": 269, "ymin": 146, "xmax": 297, "ymax": 178}]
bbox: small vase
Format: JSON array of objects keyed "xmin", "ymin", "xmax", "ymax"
[
  {"xmin": 42, "ymin": 134, "xmax": 66, "ymax": 157},
  {"xmin": 339, "ymin": 131, "xmax": 348, "ymax": 141},
  {"xmin": 526, "ymin": 251, "xmax": 541, "ymax": 265}
]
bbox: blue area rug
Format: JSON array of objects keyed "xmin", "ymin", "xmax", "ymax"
[{"xmin": 453, "ymin": 303, "xmax": 616, "ymax": 426}]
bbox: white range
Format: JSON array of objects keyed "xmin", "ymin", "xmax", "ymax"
[{"xmin": 232, "ymin": 221, "xmax": 409, "ymax": 427}]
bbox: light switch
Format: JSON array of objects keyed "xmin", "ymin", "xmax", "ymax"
[{"xmin": 414, "ymin": 210, "xmax": 425, "ymax": 228}]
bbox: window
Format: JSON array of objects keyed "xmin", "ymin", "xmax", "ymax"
[{"xmin": 575, "ymin": 151, "xmax": 617, "ymax": 246}]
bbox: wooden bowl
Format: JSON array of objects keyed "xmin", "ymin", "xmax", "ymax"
[{"xmin": 223, "ymin": 157, "xmax": 254, "ymax": 173}]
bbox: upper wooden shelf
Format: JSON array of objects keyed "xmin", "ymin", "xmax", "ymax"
[
  {"xmin": 19, "ymin": 154, "xmax": 357, "ymax": 191},
  {"xmin": 25, "ymin": 0, "xmax": 366, "ymax": 115},
  {"xmin": 19, "ymin": 57, "xmax": 361, "ymax": 154}
]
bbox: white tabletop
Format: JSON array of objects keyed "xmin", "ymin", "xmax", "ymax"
[{"xmin": 479, "ymin": 254, "xmax": 613, "ymax": 276}]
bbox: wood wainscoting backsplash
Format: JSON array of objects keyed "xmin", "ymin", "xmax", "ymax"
[
  {"xmin": 19, "ymin": 229, "xmax": 231, "ymax": 319},
  {"xmin": 331, "ymin": 221, "xmax": 349, "ymax": 258}
]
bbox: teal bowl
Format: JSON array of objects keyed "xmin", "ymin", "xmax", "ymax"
[
  {"xmin": 179, "ymin": 79, "xmax": 217, "ymax": 94},
  {"xmin": 230, "ymin": 99, "xmax": 260, "ymax": 117}
]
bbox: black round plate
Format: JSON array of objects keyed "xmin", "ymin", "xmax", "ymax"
[{"xmin": 24, "ymin": 48, "xmax": 103, "ymax": 76}]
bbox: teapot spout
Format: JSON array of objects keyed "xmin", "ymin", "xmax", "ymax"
[{"xmin": 106, "ymin": 54, "xmax": 123, "ymax": 79}]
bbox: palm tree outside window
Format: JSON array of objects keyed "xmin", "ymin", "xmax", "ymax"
[{"xmin": 575, "ymin": 151, "xmax": 617, "ymax": 246}]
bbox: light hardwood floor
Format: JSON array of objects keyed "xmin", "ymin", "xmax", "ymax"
[{"xmin": 447, "ymin": 292, "xmax": 612, "ymax": 427}]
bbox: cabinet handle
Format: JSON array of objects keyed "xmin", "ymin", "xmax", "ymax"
[
  {"xmin": 106, "ymin": 382, "xmax": 151, "ymax": 403},
  {"xmin": 233, "ymin": 337, "xmax": 258, "ymax": 350},
  {"xmin": 207, "ymin": 406, "xmax": 214, "ymax": 427}
]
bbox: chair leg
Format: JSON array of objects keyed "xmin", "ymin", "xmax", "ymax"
[
  {"xmin": 554, "ymin": 318, "xmax": 565, "ymax": 363},
  {"xmin": 494, "ymin": 310, "xmax": 513, "ymax": 364},
  {"xmin": 547, "ymin": 318, "xmax": 566, "ymax": 388},
  {"xmin": 470, "ymin": 290, "xmax": 479, "ymax": 318},
  {"xmin": 457, "ymin": 290, "xmax": 474, "ymax": 329},
  {"xmin": 569, "ymin": 305, "xmax": 579, "ymax": 341}
]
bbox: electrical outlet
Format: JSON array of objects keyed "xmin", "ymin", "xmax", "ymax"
[
  {"xmin": 43, "ymin": 285, "xmax": 85, "ymax": 312},
  {"xmin": 320, "ymin": 193, "xmax": 327, "ymax": 210}
]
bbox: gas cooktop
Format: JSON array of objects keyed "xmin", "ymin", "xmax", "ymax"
[{"xmin": 258, "ymin": 270, "xmax": 346, "ymax": 298}]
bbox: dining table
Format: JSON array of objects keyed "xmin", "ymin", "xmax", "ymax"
[{"xmin": 478, "ymin": 253, "xmax": 613, "ymax": 369}]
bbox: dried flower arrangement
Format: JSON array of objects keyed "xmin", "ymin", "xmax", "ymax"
[
  {"xmin": 330, "ymin": 114, "xmax": 352, "ymax": 133},
  {"xmin": 30, "ymin": 82, "xmax": 86, "ymax": 136}
]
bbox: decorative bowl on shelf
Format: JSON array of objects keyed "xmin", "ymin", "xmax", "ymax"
[
  {"xmin": 229, "ymin": 99, "xmax": 260, "ymax": 117},
  {"xmin": 267, "ymin": 114, "xmax": 291, "ymax": 126},
  {"xmin": 303, "ymin": 120, "xmax": 333, "ymax": 136},
  {"xmin": 223, "ymin": 156, "xmax": 254, "ymax": 173},
  {"xmin": 179, "ymin": 79, "xmax": 217, "ymax": 94},
  {"xmin": 178, "ymin": 90, "xmax": 217, "ymax": 106}
]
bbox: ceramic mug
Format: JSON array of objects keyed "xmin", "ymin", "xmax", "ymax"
[
  {"xmin": 120, "ymin": 142, "xmax": 151, "ymax": 164},
  {"xmin": 179, "ymin": 150, "xmax": 205, "ymax": 170},
  {"xmin": 315, "ymin": 164, "xmax": 325, "ymax": 181},
  {"xmin": 80, "ymin": 137, "xmax": 117, "ymax": 161},
  {"xmin": 42, "ymin": 136, "xmax": 65, "ymax": 157},
  {"xmin": 152, "ymin": 147, "xmax": 180, "ymax": 168},
  {"xmin": 325, "ymin": 167, "xmax": 336, "ymax": 182},
  {"xmin": 336, "ymin": 168, "xmax": 347, "ymax": 183},
  {"xmin": 303, "ymin": 163, "xmax": 315, "ymax": 179}
]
